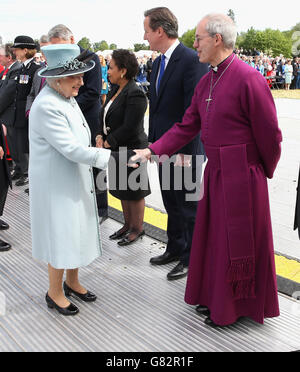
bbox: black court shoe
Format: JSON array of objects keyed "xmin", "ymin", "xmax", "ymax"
[
  {"xmin": 109, "ymin": 228, "xmax": 129, "ymax": 240},
  {"xmin": 117, "ymin": 230, "xmax": 145, "ymax": 246},
  {"xmin": 63, "ymin": 282, "xmax": 97, "ymax": 302},
  {"xmin": 45, "ymin": 293, "xmax": 79, "ymax": 316},
  {"xmin": 0, "ymin": 239, "xmax": 12, "ymax": 252},
  {"xmin": 0, "ymin": 220, "xmax": 9, "ymax": 230}
]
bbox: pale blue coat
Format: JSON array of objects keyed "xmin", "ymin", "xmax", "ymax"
[{"xmin": 29, "ymin": 85, "xmax": 111, "ymax": 269}]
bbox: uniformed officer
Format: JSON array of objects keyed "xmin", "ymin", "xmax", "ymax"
[{"xmin": 11, "ymin": 36, "xmax": 41, "ymax": 186}]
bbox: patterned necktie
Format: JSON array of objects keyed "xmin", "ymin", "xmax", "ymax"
[{"xmin": 157, "ymin": 54, "xmax": 166, "ymax": 93}]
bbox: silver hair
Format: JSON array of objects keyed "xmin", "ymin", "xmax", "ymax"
[
  {"xmin": 48, "ymin": 24, "xmax": 73, "ymax": 42},
  {"xmin": 204, "ymin": 13, "xmax": 237, "ymax": 49},
  {"xmin": 39, "ymin": 35, "xmax": 49, "ymax": 44}
]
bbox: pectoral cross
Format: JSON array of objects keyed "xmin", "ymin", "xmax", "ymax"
[{"xmin": 205, "ymin": 96, "xmax": 213, "ymax": 112}]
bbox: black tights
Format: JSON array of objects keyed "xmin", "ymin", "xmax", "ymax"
[{"xmin": 118, "ymin": 198, "xmax": 145, "ymax": 240}]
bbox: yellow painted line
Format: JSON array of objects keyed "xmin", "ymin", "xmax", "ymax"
[
  {"xmin": 108, "ymin": 194, "xmax": 300, "ymax": 284},
  {"xmin": 108, "ymin": 194, "xmax": 168, "ymax": 231},
  {"xmin": 275, "ymin": 255, "xmax": 300, "ymax": 283}
]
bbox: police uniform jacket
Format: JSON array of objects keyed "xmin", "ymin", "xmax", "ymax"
[{"xmin": 14, "ymin": 58, "xmax": 40, "ymax": 129}]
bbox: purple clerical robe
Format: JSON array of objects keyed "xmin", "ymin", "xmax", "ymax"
[{"xmin": 150, "ymin": 54, "xmax": 282, "ymax": 326}]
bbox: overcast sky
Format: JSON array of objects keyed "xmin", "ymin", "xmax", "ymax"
[{"xmin": 1, "ymin": 0, "xmax": 299, "ymax": 48}]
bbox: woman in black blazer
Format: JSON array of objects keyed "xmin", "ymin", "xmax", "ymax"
[{"xmin": 97, "ymin": 50, "xmax": 150, "ymax": 246}]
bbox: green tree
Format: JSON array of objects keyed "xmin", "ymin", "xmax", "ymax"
[
  {"xmin": 179, "ymin": 28, "xmax": 196, "ymax": 49},
  {"xmin": 78, "ymin": 37, "xmax": 92, "ymax": 51},
  {"xmin": 93, "ymin": 40, "xmax": 109, "ymax": 52},
  {"xmin": 238, "ymin": 28, "xmax": 292, "ymax": 57},
  {"xmin": 109, "ymin": 43, "xmax": 117, "ymax": 50},
  {"xmin": 227, "ymin": 9, "xmax": 236, "ymax": 23},
  {"xmin": 134, "ymin": 43, "xmax": 149, "ymax": 52}
]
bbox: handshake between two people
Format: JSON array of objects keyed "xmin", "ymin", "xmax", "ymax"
[
  {"xmin": 95, "ymin": 136, "xmax": 191, "ymax": 168},
  {"xmin": 129, "ymin": 151, "xmax": 192, "ymax": 168}
]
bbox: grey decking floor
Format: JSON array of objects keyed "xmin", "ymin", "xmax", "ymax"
[{"xmin": 0, "ymin": 185, "xmax": 300, "ymax": 352}]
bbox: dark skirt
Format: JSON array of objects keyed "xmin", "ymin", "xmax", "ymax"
[
  {"xmin": 108, "ymin": 150, "xmax": 151, "ymax": 201},
  {"xmin": 0, "ymin": 160, "xmax": 9, "ymax": 216}
]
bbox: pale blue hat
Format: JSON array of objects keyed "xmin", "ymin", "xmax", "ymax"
[{"xmin": 38, "ymin": 44, "xmax": 95, "ymax": 78}]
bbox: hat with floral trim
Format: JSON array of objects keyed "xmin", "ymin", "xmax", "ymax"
[{"xmin": 38, "ymin": 44, "xmax": 95, "ymax": 78}]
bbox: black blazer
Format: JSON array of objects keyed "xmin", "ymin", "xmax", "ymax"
[
  {"xmin": 0, "ymin": 61, "xmax": 21, "ymax": 127},
  {"xmin": 149, "ymin": 43, "xmax": 209, "ymax": 155},
  {"xmin": 0, "ymin": 124, "xmax": 12, "ymax": 188},
  {"xmin": 100, "ymin": 80, "xmax": 148, "ymax": 150},
  {"xmin": 14, "ymin": 59, "xmax": 40, "ymax": 129},
  {"xmin": 294, "ymin": 167, "xmax": 300, "ymax": 239},
  {"xmin": 76, "ymin": 47, "xmax": 102, "ymax": 145}
]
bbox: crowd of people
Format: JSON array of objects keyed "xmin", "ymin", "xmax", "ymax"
[
  {"xmin": 234, "ymin": 50, "xmax": 300, "ymax": 90},
  {"xmin": 0, "ymin": 7, "xmax": 299, "ymax": 330}
]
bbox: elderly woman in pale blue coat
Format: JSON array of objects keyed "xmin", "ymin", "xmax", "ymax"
[{"xmin": 29, "ymin": 44, "xmax": 111, "ymax": 316}]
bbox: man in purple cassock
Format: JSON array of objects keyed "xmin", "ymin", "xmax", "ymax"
[{"xmin": 130, "ymin": 13, "xmax": 282, "ymax": 327}]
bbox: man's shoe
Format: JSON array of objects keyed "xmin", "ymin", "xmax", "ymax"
[
  {"xmin": 204, "ymin": 317, "xmax": 221, "ymax": 328},
  {"xmin": 0, "ymin": 239, "xmax": 12, "ymax": 252},
  {"xmin": 167, "ymin": 262, "xmax": 188, "ymax": 281},
  {"xmin": 15, "ymin": 176, "xmax": 29, "ymax": 187},
  {"xmin": 195, "ymin": 305, "xmax": 210, "ymax": 316},
  {"xmin": 11, "ymin": 170, "xmax": 22, "ymax": 181},
  {"xmin": 0, "ymin": 220, "xmax": 9, "ymax": 230},
  {"xmin": 150, "ymin": 251, "xmax": 180, "ymax": 266}
]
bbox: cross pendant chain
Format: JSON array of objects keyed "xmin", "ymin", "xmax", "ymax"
[
  {"xmin": 205, "ymin": 96, "xmax": 213, "ymax": 111},
  {"xmin": 205, "ymin": 54, "xmax": 236, "ymax": 112}
]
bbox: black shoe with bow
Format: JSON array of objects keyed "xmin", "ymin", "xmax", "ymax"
[
  {"xmin": 63, "ymin": 281, "xmax": 97, "ymax": 302},
  {"xmin": 0, "ymin": 220, "xmax": 9, "ymax": 230},
  {"xmin": 0, "ymin": 239, "xmax": 12, "ymax": 252},
  {"xmin": 45, "ymin": 293, "xmax": 79, "ymax": 316}
]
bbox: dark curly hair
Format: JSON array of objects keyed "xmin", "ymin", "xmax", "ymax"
[{"xmin": 112, "ymin": 49, "xmax": 139, "ymax": 80}]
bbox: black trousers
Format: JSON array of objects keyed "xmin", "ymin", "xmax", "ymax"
[
  {"xmin": 0, "ymin": 160, "xmax": 9, "ymax": 216},
  {"xmin": 6, "ymin": 126, "xmax": 28, "ymax": 175},
  {"xmin": 158, "ymin": 161, "xmax": 200, "ymax": 266}
]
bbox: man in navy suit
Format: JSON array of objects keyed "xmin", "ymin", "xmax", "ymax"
[{"xmin": 143, "ymin": 7, "xmax": 208, "ymax": 280}]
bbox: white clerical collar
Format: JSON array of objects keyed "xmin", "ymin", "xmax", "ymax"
[{"xmin": 211, "ymin": 54, "xmax": 234, "ymax": 73}]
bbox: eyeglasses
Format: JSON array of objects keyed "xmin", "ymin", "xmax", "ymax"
[
  {"xmin": 194, "ymin": 33, "xmax": 222, "ymax": 44},
  {"xmin": 194, "ymin": 35, "xmax": 212, "ymax": 44}
]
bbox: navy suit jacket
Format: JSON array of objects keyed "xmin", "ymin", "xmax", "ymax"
[
  {"xmin": 149, "ymin": 43, "xmax": 208, "ymax": 155},
  {"xmin": 76, "ymin": 47, "xmax": 102, "ymax": 145}
]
